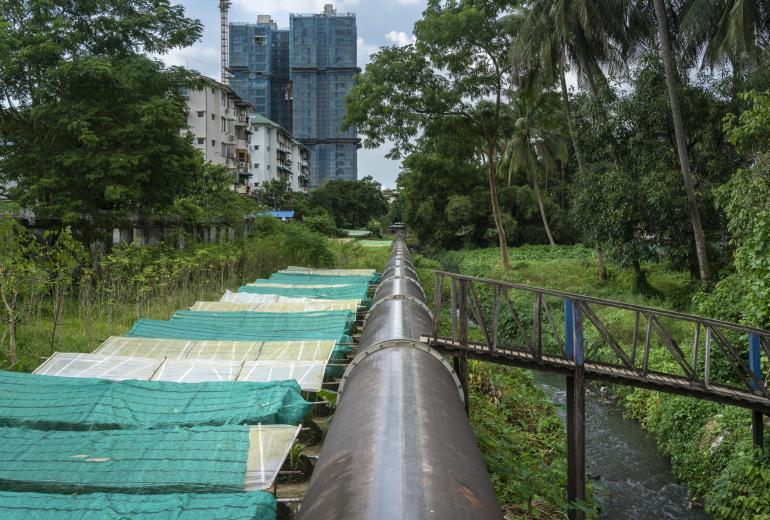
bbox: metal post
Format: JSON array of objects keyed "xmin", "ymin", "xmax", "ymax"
[
  {"xmin": 454, "ymin": 354, "xmax": 470, "ymax": 417},
  {"xmin": 567, "ymin": 302, "xmax": 586, "ymax": 520},
  {"xmin": 457, "ymin": 279, "xmax": 470, "ymax": 416},
  {"xmin": 749, "ymin": 333, "xmax": 764, "ymax": 450}
]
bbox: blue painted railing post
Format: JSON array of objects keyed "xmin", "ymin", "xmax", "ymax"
[
  {"xmin": 749, "ymin": 333, "xmax": 764, "ymax": 450},
  {"xmin": 564, "ymin": 299, "xmax": 574, "ymax": 360},
  {"xmin": 565, "ymin": 299, "xmax": 585, "ymax": 520}
]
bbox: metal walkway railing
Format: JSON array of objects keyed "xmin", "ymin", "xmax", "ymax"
[{"xmin": 424, "ymin": 270, "xmax": 770, "ymax": 520}]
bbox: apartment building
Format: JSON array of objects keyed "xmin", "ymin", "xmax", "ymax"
[
  {"xmin": 229, "ymin": 16, "xmax": 292, "ymax": 132},
  {"xmin": 183, "ymin": 77, "xmax": 253, "ymax": 189},
  {"xmin": 248, "ymin": 114, "xmax": 310, "ymax": 192},
  {"xmin": 228, "ymin": 4, "xmax": 360, "ymax": 188}
]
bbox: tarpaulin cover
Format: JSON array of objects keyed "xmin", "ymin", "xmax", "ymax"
[
  {"xmin": 0, "ymin": 490, "xmax": 276, "ymax": 520},
  {"xmin": 0, "ymin": 424, "xmax": 298, "ymax": 493},
  {"xmin": 191, "ymin": 301, "xmax": 360, "ymax": 312},
  {"xmin": 237, "ymin": 283, "xmax": 370, "ymax": 302},
  {"xmin": 126, "ymin": 310, "xmax": 354, "ymax": 341},
  {"xmin": 35, "ymin": 353, "xmax": 328, "ymax": 391},
  {"xmin": 219, "ymin": 290, "xmax": 359, "ymax": 306},
  {"xmin": 2, "ymin": 369, "xmax": 309, "ymax": 430}
]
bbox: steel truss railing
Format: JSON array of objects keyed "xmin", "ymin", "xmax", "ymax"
[{"xmin": 426, "ymin": 270, "xmax": 770, "ymax": 520}]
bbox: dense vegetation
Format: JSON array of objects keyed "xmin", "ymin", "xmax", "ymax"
[{"xmin": 0, "ymin": 215, "xmax": 333, "ymax": 371}]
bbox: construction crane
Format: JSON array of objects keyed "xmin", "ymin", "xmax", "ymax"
[{"xmin": 219, "ymin": 0, "xmax": 231, "ymax": 84}]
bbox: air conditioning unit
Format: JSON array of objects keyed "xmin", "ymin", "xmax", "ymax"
[{"xmin": 228, "ymin": 135, "xmax": 235, "ymax": 142}]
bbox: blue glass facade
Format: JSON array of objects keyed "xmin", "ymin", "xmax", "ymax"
[
  {"xmin": 290, "ymin": 8, "xmax": 359, "ymax": 186},
  {"xmin": 229, "ymin": 20, "xmax": 292, "ymax": 132},
  {"xmin": 228, "ymin": 7, "xmax": 360, "ymax": 187}
]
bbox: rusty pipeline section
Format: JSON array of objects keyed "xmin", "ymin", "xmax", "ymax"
[{"xmin": 298, "ymin": 235, "xmax": 502, "ymax": 519}]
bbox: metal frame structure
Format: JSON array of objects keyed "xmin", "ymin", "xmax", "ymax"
[{"xmin": 426, "ymin": 271, "xmax": 770, "ymax": 520}]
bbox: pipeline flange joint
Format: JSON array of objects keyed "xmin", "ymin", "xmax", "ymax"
[
  {"xmin": 363, "ymin": 294, "xmax": 433, "ymax": 327},
  {"xmin": 374, "ymin": 275, "xmax": 426, "ymax": 300},
  {"xmin": 338, "ymin": 339, "xmax": 466, "ymax": 405}
]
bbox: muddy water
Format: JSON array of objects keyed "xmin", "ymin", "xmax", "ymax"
[{"xmin": 537, "ymin": 373, "xmax": 709, "ymax": 519}]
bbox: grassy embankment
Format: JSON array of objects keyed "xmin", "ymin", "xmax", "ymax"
[{"xmin": 434, "ymin": 244, "xmax": 770, "ymax": 519}]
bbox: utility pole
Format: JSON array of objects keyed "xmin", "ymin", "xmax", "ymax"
[{"xmin": 219, "ymin": 0, "xmax": 231, "ymax": 84}]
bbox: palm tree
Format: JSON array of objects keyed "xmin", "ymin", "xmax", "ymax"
[
  {"xmin": 510, "ymin": 0, "xmax": 630, "ymax": 279},
  {"xmin": 503, "ymin": 91, "xmax": 569, "ymax": 246},
  {"xmin": 651, "ymin": 0, "xmax": 711, "ymax": 282},
  {"xmin": 680, "ymin": 0, "xmax": 770, "ymax": 70}
]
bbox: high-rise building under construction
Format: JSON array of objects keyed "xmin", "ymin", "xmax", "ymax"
[{"xmin": 228, "ymin": 5, "xmax": 360, "ymax": 187}]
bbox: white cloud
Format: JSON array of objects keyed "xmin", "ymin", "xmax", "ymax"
[
  {"xmin": 395, "ymin": 0, "xmax": 421, "ymax": 4},
  {"xmin": 357, "ymin": 36, "xmax": 379, "ymax": 66},
  {"xmin": 384, "ymin": 30, "xmax": 415, "ymax": 47},
  {"xmin": 153, "ymin": 46, "xmax": 220, "ymax": 79}
]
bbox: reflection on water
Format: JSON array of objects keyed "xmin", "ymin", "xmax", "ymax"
[{"xmin": 537, "ymin": 373, "xmax": 709, "ymax": 520}]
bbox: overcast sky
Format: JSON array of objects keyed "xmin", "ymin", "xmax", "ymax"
[{"xmin": 160, "ymin": 1, "xmax": 427, "ymax": 189}]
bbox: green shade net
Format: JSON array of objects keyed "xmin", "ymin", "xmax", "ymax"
[
  {"xmin": 127, "ymin": 311, "xmax": 354, "ymax": 343},
  {"xmin": 0, "ymin": 371, "xmax": 309, "ymax": 431},
  {"xmin": 172, "ymin": 310, "xmax": 355, "ymax": 334},
  {"xmin": 0, "ymin": 490, "xmax": 276, "ymax": 520},
  {"xmin": 266, "ymin": 273, "xmax": 377, "ymax": 285},
  {"xmin": 237, "ymin": 283, "xmax": 370, "ymax": 302},
  {"xmin": 0, "ymin": 426, "xmax": 252, "ymax": 494}
]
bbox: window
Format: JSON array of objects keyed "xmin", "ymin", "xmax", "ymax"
[
  {"xmin": 211, "ymin": 140, "xmax": 216, "ymax": 147},
  {"xmin": 211, "ymin": 113, "xmax": 215, "ymax": 120},
  {"xmin": 254, "ymin": 36, "xmax": 267, "ymax": 44},
  {"xmin": 253, "ymin": 163, "xmax": 259, "ymax": 168},
  {"xmin": 254, "ymin": 145, "xmax": 260, "ymax": 150},
  {"xmin": 221, "ymin": 92, "xmax": 227, "ymax": 106},
  {"xmin": 197, "ymin": 137, "xmax": 205, "ymax": 145},
  {"xmin": 221, "ymin": 116, "xmax": 226, "ymax": 132},
  {"xmin": 197, "ymin": 111, "xmax": 205, "ymax": 117}
]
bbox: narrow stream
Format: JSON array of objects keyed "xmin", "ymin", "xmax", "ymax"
[{"xmin": 537, "ymin": 373, "xmax": 709, "ymax": 519}]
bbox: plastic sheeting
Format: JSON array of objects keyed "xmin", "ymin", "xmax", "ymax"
[
  {"xmin": 0, "ymin": 370, "xmax": 309, "ymax": 429},
  {"xmin": 33, "ymin": 353, "xmax": 160, "ymax": 381},
  {"xmin": 191, "ymin": 301, "xmax": 360, "ymax": 312},
  {"xmin": 219, "ymin": 290, "xmax": 359, "ymax": 306},
  {"xmin": 0, "ymin": 491, "xmax": 277, "ymax": 520},
  {"xmin": 0, "ymin": 424, "xmax": 298, "ymax": 493},
  {"xmin": 36, "ymin": 353, "xmax": 328, "ymax": 391},
  {"xmin": 97, "ymin": 337, "xmax": 337, "ymax": 363}
]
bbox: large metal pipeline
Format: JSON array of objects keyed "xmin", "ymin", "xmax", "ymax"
[{"xmin": 298, "ymin": 235, "xmax": 503, "ymax": 520}]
